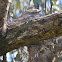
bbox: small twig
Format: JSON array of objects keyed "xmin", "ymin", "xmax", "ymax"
[
  {"xmin": 54, "ymin": 37, "xmax": 58, "ymax": 62},
  {"xmin": 45, "ymin": 0, "xmax": 46, "ymax": 15},
  {"xmin": 50, "ymin": 0, "xmax": 52, "ymax": 14},
  {"xmin": 51, "ymin": 38, "xmax": 58, "ymax": 62}
]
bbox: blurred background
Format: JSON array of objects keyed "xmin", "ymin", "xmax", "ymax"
[{"xmin": 7, "ymin": 0, "xmax": 62, "ymax": 22}]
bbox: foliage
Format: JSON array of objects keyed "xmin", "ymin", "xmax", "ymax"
[
  {"xmin": 9, "ymin": 51, "xmax": 14, "ymax": 55},
  {"xmin": 8, "ymin": 0, "xmax": 62, "ymax": 20},
  {"xmin": 40, "ymin": 47, "xmax": 44, "ymax": 52}
]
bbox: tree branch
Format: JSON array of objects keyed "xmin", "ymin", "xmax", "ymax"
[{"xmin": 0, "ymin": 11, "xmax": 62, "ymax": 56}]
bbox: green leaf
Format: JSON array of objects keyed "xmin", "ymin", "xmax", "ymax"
[
  {"xmin": 17, "ymin": 53, "xmax": 22, "ymax": 56},
  {"xmin": 53, "ymin": 4, "xmax": 57, "ymax": 6},
  {"xmin": 9, "ymin": 51, "xmax": 14, "ymax": 55},
  {"xmin": 47, "ymin": 10, "xmax": 50, "ymax": 13},
  {"xmin": 16, "ymin": 3, "xmax": 20, "ymax": 8},
  {"xmin": 40, "ymin": 47, "xmax": 44, "ymax": 52}
]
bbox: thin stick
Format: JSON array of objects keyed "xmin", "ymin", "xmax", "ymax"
[
  {"xmin": 50, "ymin": 0, "xmax": 52, "ymax": 14},
  {"xmin": 45, "ymin": 0, "xmax": 46, "ymax": 15}
]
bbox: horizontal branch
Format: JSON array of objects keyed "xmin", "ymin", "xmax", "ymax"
[{"xmin": 0, "ymin": 11, "xmax": 62, "ymax": 56}]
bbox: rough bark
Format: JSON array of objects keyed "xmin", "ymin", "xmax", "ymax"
[
  {"xmin": 28, "ymin": 43, "xmax": 53, "ymax": 62},
  {"xmin": 0, "ymin": 11, "xmax": 62, "ymax": 56}
]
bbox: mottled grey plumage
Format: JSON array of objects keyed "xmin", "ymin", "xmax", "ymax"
[{"xmin": 7, "ymin": 9, "xmax": 41, "ymax": 29}]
